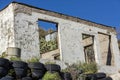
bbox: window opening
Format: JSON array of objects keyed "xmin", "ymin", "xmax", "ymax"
[
  {"xmin": 38, "ymin": 20, "xmax": 60, "ymax": 60},
  {"xmin": 82, "ymin": 34, "xmax": 95, "ymax": 63}
]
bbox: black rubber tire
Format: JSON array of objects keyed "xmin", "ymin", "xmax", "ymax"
[
  {"xmin": 63, "ymin": 72, "xmax": 72, "ymax": 80},
  {"xmin": 45, "ymin": 64, "xmax": 61, "ymax": 72},
  {"xmin": 9, "ymin": 61, "xmax": 14, "ymax": 69},
  {"xmin": 85, "ymin": 73, "xmax": 97, "ymax": 80},
  {"xmin": 96, "ymin": 72, "xmax": 106, "ymax": 79},
  {"xmin": 0, "ymin": 76, "xmax": 14, "ymax": 80},
  {"xmin": 0, "ymin": 58, "xmax": 10, "ymax": 68},
  {"xmin": 28, "ymin": 62, "xmax": 45, "ymax": 70},
  {"xmin": 31, "ymin": 69, "xmax": 45, "ymax": 79},
  {"xmin": 59, "ymin": 72, "xmax": 64, "ymax": 80},
  {"xmin": 12, "ymin": 61, "xmax": 28, "ymax": 69},
  {"xmin": 64, "ymin": 72, "xmax": 72, "ymax": 78},
  {"xmin": 64, "ymin": 77, "xmax": 72, "ymax": 80},
  {"xmin": 22, "ymin": 77, "xmax": 32, "ymax": 80},
  {"xmin": 14, "ymin": 68, "xmax": 27, "ymax": 78},
  {"xmin": 0, "ymin": 67, "xmax": 8, "ymax": 77},
  {"xmin": 98, "ymin": 77, "xmax": 112, "ymax": 80}
]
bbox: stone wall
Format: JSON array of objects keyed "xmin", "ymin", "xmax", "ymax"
[
  {"xmin": 14, "ymin": 12, "xmax": 40, "ymax": 60},
  {"xmin": 41, "ymin": 49, "xmax": 59, "ymax": 60},
  {"xmin": 0, "ymin": 4, "xmax": 14, "ymax": 55}
]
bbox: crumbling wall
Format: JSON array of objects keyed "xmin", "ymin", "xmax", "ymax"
[
  {"xmin": 12, "ymin": 3, "xmax": 120, "ymax": 65},
  {"xmin": 14, "ymin": 4, "xmax": 40, "ymax": 60},
  {"xmin": 0, "ymin": 4, "xmax": 14, "ymax": 55},
  {"xmin": 0, "ymin": 3, "xmax": 120, "ymax": 75},
  {"xmin": 41, "ymin": 49, "xmax": 59, "ymax": 60}
]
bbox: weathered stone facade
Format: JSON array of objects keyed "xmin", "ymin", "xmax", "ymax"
[
  {"xmin": 0, "ymin": 4, "xmax": 14, "ymax": 55},
  {"xmin": 0, "ymin": 2, "xmax": 120, "ymax": 76}
]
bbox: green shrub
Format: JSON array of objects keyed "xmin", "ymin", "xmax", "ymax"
[
  {"xmin": 10, "ymin": 57, "xmax": 21, "ymax": 61},
  {"xmin": 80, "ymin": 62, "xmax": 97, "ymax": 74},
  {"xmin": 45, "ymin": 61, "xmax": 56, "ymax": 65},
  {"xmin": 27, "ymin": 57, "xmax": 39, "ymax": 62},
  {"xmin": 42, "ymin": 71, "xmax": 61, "ymax": 80},
  {"xmin": 0, "ymin": 52, "xmax": 7, "ymax": 58},
  {"xmin": 62, "ymin": 62, "xmax": 97, "ymax": 80},
  {"xmin": 8, "ymin": 69, "xmax": 15, "ymax": 77},
  {"xmin": 40, "ymin": 38, "xmax": 58, "ymax": 54}
]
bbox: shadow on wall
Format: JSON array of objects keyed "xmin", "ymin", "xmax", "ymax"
[{"xmin": 106, "ymin": 36, "xmax": 112, "ymax": 65}]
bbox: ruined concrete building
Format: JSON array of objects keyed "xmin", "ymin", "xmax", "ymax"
[{"xmin": 0, "ymin": 2, "xmax": 120, "ymax": 74}]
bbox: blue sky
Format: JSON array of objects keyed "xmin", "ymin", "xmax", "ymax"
[{"xmin": 0, "ymin": 0, "xmax": 120, "ymax": 30}]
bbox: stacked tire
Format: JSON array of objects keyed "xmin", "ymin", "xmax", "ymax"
[
  {"xmin": 0, "ymin": 76, "xmax": 14, "ymax": 80},
  {"xmin": 0, "ymin": 58, "xmax": 10, "ymax": 78},
  {"xmin": 63, "ymin": 72, "xmax": 72, "ymax": 80},
  {"xmin": 0, "ymin": 58, "xmax": 72, "ymax": 80},
  {"xmin": 28, "ymin": 62, "xmax": 46, "ymax": 80},
  {"xmin": 12, "ymin": 61, "xmax": 28, "ymax": 79},
  {"xmin": 45, "ymin": 64, "xmax": 72, "ymax": 80},
  {"xmin": 44, "ymin": 64, "xmax": 62, "ymax": 79},
  {"xmin": 45, "ymin": 64, "xmax": 61, "ymax": 73},
  {"xmin": 98, "ymin": 77, "xmax": 112, "ymax": 80},
  {"xmin": 85, "ymin": 72, "xmax": 112, "ymax": 80},
  {"xmin": 85, "ymin": 73, "xmax": 97, "ymax": 80},
  {"xmin": 96, "ymin": 72, "xmax": 112, "ymax": 80},
  {"xmin": 22, "ymin": 77, "xmax": 32, "ymax": 80},
  {"xmin": 96, "ymin": 72, "xmax": 106, "ymax": 79}
]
